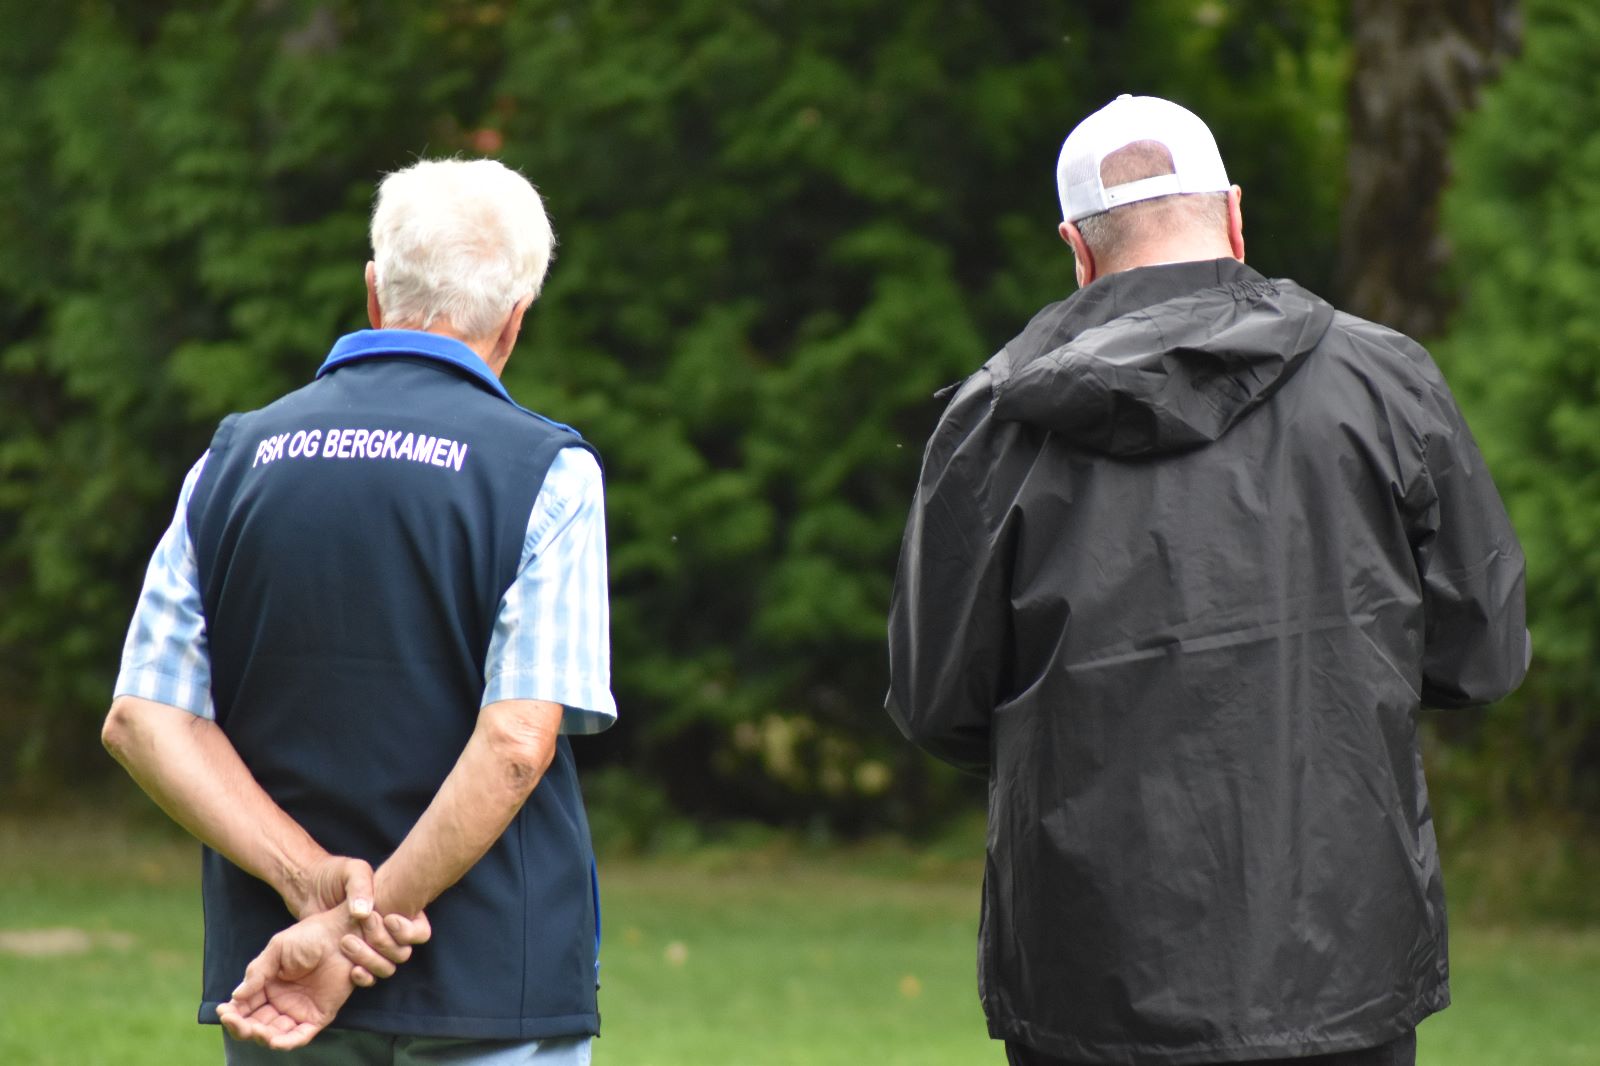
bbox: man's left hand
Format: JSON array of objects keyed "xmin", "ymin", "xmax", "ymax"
[
  {"xmin": 216, "ymin": 906, "xmax": 402, "ymax": 1050},
  {"xmin": 292, "ymin": 855, "xmax": 428, "ymax": 971}
]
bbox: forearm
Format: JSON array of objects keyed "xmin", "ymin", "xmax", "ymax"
[
  {"xmin": 373, "ymin": 699, "xmax": 562, "ymax": 918},
  {"xmin": 102, "ymin": 695, "xmax": 331, "ymax": 917}
]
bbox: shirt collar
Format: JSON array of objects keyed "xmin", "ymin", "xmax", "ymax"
[{"xmin": 317, "ymin": 329, "xmax": 512, "ymax": 403}]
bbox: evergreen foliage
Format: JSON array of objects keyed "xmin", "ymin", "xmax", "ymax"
[
  {"xmin": 3, "ymin": 1, "xmax": 1350, "ymax": 826},
  {"xmin": 1435, "ymin": 0, "xmax": 1600, "ymax": 822}
]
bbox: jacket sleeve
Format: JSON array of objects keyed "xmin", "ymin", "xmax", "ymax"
[
  {"xmin": 1408, "ymin": 359, "xmax": 1530, "ymax": 708},
  {"xmin": 886, "ymin": 372, "xmax": 1013, "ymax": 774}
]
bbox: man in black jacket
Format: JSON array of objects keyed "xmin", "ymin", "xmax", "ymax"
[{"xmin": 886, "ymin": 94, "xmax": 1528, "ymax": 1066}]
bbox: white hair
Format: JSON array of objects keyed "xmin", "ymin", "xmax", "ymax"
[{"xmin": 370, "ymin": 158, "xmax": 555, "ymax": 340}]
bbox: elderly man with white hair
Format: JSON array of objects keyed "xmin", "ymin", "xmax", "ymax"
[{"xmin": 102, "ymin": 158, "xmax": 613, "ymax": 1065}]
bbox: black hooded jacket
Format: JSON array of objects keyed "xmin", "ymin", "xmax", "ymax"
[{"xmin": 887, "ymin": 259, "xmax": 1527, "ymax": 1063}]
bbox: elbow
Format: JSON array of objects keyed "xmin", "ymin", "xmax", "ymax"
[
  {"xmin": 891, "ymin": 708, "xmax": 943, "ymax": 752},
  {"xmin": 1422, "ymin": 629, "xmax": 1533, "ymax": 710},
  {"xmin": 886, "ymin": 691, "xmax": 990, "ymax": 776},
  {"xmin": 479, "ymin": 701, "xmax": 561, "ymax": 794},
  {"xmin": 1422, "ymin": 668, "xmax": 1527, "ymax": 711},
  {"xmin": 101, "ymin": 695, "xmax": 192, "ymax": 770},
  {"xmin": 101, "ymin": 697, "xmax": 140, "ymax": 764},
  {"xmin": 919, "ymin": 736, "xmax": 991, "ymax": 777}
]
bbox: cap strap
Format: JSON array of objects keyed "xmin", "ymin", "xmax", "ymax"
[{"xmin": 1102, "ymin": 173, "xmax": 1184, "ymax": 208}]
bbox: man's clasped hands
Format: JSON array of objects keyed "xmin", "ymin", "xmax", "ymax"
[{"xmin": 215, "ymin": 855, "xmax": 432, "ymax": 1051}]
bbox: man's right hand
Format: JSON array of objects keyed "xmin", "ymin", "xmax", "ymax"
[
  {"xmin": 295, "ymin": 855, "xmax": 429, "ymax": 970},
  {"xmin": 293, "ymin": 855, "xmax": 378, "ymax": 920}
]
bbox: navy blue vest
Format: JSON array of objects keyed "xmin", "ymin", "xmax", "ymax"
[{"xmin": 187, "ymin": 330, "xmax": 601, "ymax": 1039}]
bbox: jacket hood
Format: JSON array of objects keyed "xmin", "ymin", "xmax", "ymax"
[{"xmin": 990, "ymin": 259, "xmax": 1335, "ymax": 457}]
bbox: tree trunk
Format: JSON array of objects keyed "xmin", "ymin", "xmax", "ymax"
[{"xmin": 1339, "ymin": 0, "xmax": 1520, "ymax": 338}]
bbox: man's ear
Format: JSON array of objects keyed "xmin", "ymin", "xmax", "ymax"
[
  {"xmin": 365, "ymin": 262, "xmax": 382, "ymax": 328},
  {"xmin": 1227, "ymin": 185, "xmax": 1245, "ymax": 262},
  {"xmin": 487, "ymin": 295, "xmax": 534, "ymax": 377},
  {"xmin": 1060, "ymin": 221, "xmax": 1095, "ymax": 288}
]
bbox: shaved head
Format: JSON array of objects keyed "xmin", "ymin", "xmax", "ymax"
[{"xmin": 1074, "ymin": 141, "xmax": 1230, "ymax": 273}]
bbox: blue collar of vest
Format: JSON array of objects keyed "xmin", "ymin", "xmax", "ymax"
[
  {"xmin": 316, "ymin": 329, "xmax": 587, "ymax": 441},
  {"xmin": 318, "ymin": 329, "xmax": 513, "ymax": 403}
]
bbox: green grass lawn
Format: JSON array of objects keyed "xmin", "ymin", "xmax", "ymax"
[{"xmin": 1, "ymin": 813, "xmax": 1596, "ymax": 1065}]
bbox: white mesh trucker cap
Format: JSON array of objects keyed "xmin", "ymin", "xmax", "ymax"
[{"xmin": 1056, "ymin": 94, "xmax": 1230, "ymax": 223}]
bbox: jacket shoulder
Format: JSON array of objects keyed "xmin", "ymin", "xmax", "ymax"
[{"xmin": 1319, "ymin": 310, "xmax": 1441, "ymax": 392}]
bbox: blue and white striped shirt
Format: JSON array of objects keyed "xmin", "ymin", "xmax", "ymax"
[{"xmin": 114, "ymin": 447, "xmax": 617, "ymax": 735}]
